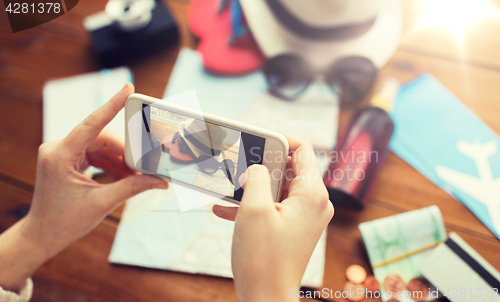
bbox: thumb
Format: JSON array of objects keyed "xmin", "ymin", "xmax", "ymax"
[
  {"xmin": 240, "ymin": 165, "xmax": 275, "ymax": 213},
  {"xmin": 98, "ymin": 174, "xmax": 168, "ymax": 209}
]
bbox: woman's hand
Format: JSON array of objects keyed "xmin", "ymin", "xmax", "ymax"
[
  {"xmin": 0, "ymin": 83, "xmax": 168, "ymax": 292},
  {"xmin": 213, "ymin": 135, "xmax": 334, "ymax": 302}
]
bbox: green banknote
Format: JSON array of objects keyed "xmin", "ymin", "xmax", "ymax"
[{"xmin": 359, "ymin": 206, "xmax": 446, "ymax": 301}]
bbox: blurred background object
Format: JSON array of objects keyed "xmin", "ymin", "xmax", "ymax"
[
  {"xmin": 240, "ymin": 0, "xmax": 402, "ymax": 69},
  {"xmin": 390, "ymin": 74, "xmax": 500, "ymax": 240},
  {"xmin": 263, "ymin": 54, "xmax": 378, "ymax": 104},
  {"xmin": 188, "ymin": 0, "xmax": 265, "ymax": 74},
  {"xmin": 420, "ymin": 232, "xmax": 500, "ymax": 302},
  {"xmin": 324, "ymin": 78, "xmax": 399, "ymax": 211},
  {"xmin": 84, "ymin": 0, "xmax": 179, "ymax": 67},
  {"xmin": 359, "ymin": 206, "xmax": 447, "ymax": 301}
]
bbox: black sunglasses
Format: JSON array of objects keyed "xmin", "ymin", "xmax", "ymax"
[
  {"xmin": 263, "ymin": 54, "xmax": 378, "ymax": 103},
  {"xmin": 196, "ymin": 155, "xmax": 236, "ymax": 183}
]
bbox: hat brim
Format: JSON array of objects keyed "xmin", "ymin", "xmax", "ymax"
[
  {"xmin": 179, "ymin": 127, "xmax": 225, "ymax": 163},
  {"xmin": 239, "ymin": 0, "xmax": 402, "ymax": 69},
  {"xmin": 162, "ymin": 135, "xmax": 196, "ymax": 163}
]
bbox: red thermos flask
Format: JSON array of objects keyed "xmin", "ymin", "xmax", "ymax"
[{"xmin": 323, "ymin": 78, "xmax": 399, "ymax": 210}]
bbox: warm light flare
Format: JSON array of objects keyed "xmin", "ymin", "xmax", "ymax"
[{"xmin": 419, "ymin": 0, "xmax": 499, "ymax": 39}]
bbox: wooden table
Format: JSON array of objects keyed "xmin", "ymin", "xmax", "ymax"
[{"xmin": 1, "ymin": 1, "xmax": 500, "ymax": 301}]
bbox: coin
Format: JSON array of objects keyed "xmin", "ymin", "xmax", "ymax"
[
  {"xmin": 384, "ymin": 274, "xmax": 406, "ymax": 295},
  {"xmin": 343, "ymin": 281, "xmax": 365, "ymax": 302},
  {"xmin": 363, "ymin": 275, "xmax": 380, "ymax": 293},
  {"xmin": 346, "ymin": 264, "xmax": 367, "ymax": 284},
  {"xmin": 407, "ymin": 277, "xmax": 429, "ymax": 301}
]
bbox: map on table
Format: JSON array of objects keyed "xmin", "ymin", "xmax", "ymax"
[{"xmin": 108, "ymin": 188, "xmax": 327, "ymax": 288}]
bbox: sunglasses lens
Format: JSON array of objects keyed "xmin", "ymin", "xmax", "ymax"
[
  {"xmin": 197, "ymin": 156, "xmax": 219, "ymax": 174},
  {"xmin": 264, "ymin": 55, "xmax": 312, "ymax": 100},
  {"xmin": 221, "ymin": 159, "xmax": 235, "ymax": 178},
  {"xmin": 326, "ymin": 56, "xmax": 377, "ymax": 103}
]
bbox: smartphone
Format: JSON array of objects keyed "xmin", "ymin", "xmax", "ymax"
[{"xmin": 124, "ymin": 93, "xmax": 289, "ymax": 204}]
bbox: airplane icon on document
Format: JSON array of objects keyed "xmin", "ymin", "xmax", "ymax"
[{"xmin": 435, "ymin": 140, "xmax": 500, "ymax": 237}]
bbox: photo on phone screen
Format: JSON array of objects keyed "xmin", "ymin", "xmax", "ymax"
[{"xmin": 139, "ymin": 104, "xmax": 266, "ymax": 201}]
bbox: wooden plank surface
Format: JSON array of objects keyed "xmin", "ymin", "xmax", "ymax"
[{"xmin": 1, "ymin": 0, "xmax": 500, "ymax": 301}]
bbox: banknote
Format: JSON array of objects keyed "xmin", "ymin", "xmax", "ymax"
[{"xmin": 359, "ymin": 206, "xmax": 447, "ymax": 301}]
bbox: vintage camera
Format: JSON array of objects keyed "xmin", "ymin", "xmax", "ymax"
[{"xmin": 83, "ymin": 0, "xmax": 179, "ymax": 67}]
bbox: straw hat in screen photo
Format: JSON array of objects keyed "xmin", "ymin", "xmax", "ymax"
[
  {"xmin": 162, "ymin": 118, "xmax": 228, "ymax": 163},
  {"xmin": 179, "ymin": 118, "xmax": 228, "ymax": 162}
]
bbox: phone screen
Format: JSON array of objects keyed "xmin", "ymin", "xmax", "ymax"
[{"xmin": 139, "ymin": 104, "xmax": 266, "ymax": 201}]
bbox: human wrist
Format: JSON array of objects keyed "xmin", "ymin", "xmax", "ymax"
[
  {"xmin": 22, "ymin": 211, "xmax": 66, "ymax": 260},
  {"xmin": 0, "ymin": 218, "xmax": 51, "ymax": 292}
]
